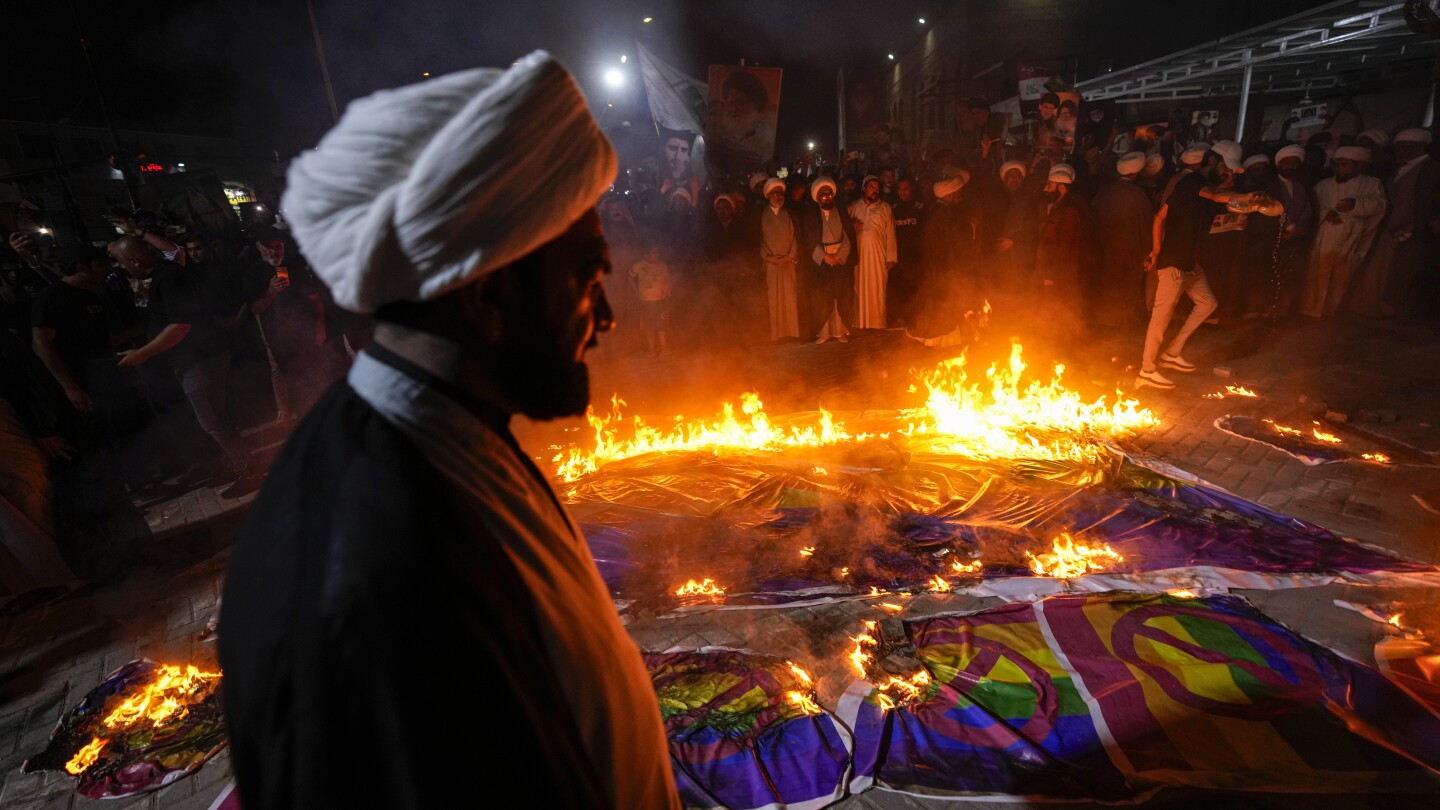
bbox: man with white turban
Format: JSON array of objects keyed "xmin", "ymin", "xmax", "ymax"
[
  {"xmin": 1303, "ymin": 146, "xmax": 1384, "ymax": 317},
  {"xmin": 1352, "ymin": 128, "xmax": 1440, "ymax": 319},
  {"xmin": 219, "ymin": 54, "xmax": 680, "ymax": 809},
  {"xmin": 848, "ymin": 174, "xmax": 898, "ymax": 328},
  {"xmin": 1161, "ymin": 143, "xmax": 1208, "ymax": 206},
  {"xmin": 1092, "ymin": 147, "xmax": 1156, "ymax": 326},
  {"xmin": 760, "ymin": 177, "xmax": 802, "ymax": 338},
  {"xmin": 799, "ymin": 176, "xmax": 857, "ymax": 342},
  {"xmin": 1035, "ymin": 163, "xmax": 1087, "ymax": 335},
  {"xmin": 914, "ymin": 171, "xmax": 978, "ymax": 336}
]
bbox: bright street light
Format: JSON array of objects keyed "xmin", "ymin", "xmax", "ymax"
[
  {"xmin": 603, "ymin": 68, "xmax": 625, "ymax": 88},
  {"xmin": 807, "ymin": 141, "xmax": 815, "ymax": 150},
  {"xmin": 887, "ymin": 53, "xmax": 895, "ymax": 60},
  {"xmin": 918, "ymin": 18, "xmax": 926, "ymax": 24},
  {"xmin": 643, "ymin": 16, "xmax": 653, "ymax": 23},
  {"xmin": 620, "ymin": 54, "xmax": 627, "ymax": 63}
]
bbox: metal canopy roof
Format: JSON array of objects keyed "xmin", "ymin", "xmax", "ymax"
[{"xmin": 1077, "ymin": 1, "xmax": 1440, "ymax": 102}]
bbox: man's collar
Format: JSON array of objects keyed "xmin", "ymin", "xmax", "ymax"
[{"xmin": 363, "ymin": 341, "xmax": 511, "ymax": 436}]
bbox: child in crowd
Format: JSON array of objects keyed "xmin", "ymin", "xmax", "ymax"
[{"xmin": 629, "ymin": 243, "xmax": 673, "ymax": 357}]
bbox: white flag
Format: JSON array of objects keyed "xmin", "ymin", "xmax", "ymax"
[{"xmin": 635, "ymin": 42, "xmax": 706, "ymax": 133}]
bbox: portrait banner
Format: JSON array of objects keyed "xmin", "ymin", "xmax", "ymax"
[{"xmin": 706, "ymin": 65, "xmax": 782, "ymax": 177}]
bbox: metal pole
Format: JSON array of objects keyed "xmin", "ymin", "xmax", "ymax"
[
  {"xmin": 837, "ymin": 68, "xmax": 847, "ymax": 153},
  {"xmin": 1234, "ymin": 52, "xmax": 1254, "ymax": 143},
  {"xmin": 306, "ymin": 0, "xmax": 341, "ymax": 123}
]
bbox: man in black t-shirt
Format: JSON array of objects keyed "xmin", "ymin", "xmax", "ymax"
[
  {"xmin": 109, "ymin": 236, "xmax": 257, "ymax": 497},
  {"xmin": 1139, "ymin": 141, "xmax": 1281, "ymax": 389}
]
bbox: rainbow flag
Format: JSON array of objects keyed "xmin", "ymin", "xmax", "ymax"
[{"xmin": 645, "ymin": 649, "xmax": 851, "ymax": 809}]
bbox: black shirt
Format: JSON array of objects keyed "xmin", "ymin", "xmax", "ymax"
[
  {"xmin": 242, "ymin": 257, "xmax": 326, "ymax": 360},
  {"xmin": 149, "ymin": 260, "xmax": 228, "ymax": 369},
  {"xmin": 32, "ymin": 282, "xmax": 110, "ymax": 376},
  {"xmin": 892, "ymin": 200, "xmax": 926, "ymax": 265},
  {"xmin": 1156, "ymin": 172, "xmax": 1208, "ymax": 273}
]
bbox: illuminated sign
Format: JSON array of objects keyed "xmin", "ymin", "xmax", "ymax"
[{"xmin": 138, "ymin": 163, "xmax": 165, "ymax": 173}]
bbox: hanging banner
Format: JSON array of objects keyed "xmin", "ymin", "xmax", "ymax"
[
  {"xmin": 706, "ymin": 65, "xmax": 783, "ymax": 177},
  {"xmin": 635, "ymin": 42, "xmax": 709, "ymax": 197}
]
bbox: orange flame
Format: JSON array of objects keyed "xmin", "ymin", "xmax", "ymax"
[
  {"xmin": 786, "ymin": 690, "xmax": 823, "ymax": 715},
  {"xmin": 1226, "ymin": 385, "xmax": 1259, "ymax": 397},
  {"xmin": 1363, "ymin": 452, "xmax": 1390, "ymax": 463},
  {"xmin": 674, "ymin": 578, "xmax": 725, "ymax": 598},
  {"xmin": 1168, "ymin": 588, "xmax": 1197, "ymax": 598},
  {"xmin": 554, "ymin": 337, "xmax": 1156, "ymax": 481},
  {"xmin": 64, "ymin": 737, "xmax": 107, "ymax": 775},
  {"xmin": 101, "ymin": 664, "xmax": 221, "ymax": 731},
  {"xmin": 786, "ymin": 661, "xmax": 814, "ymax": 686},
  {"xmin": 928, "ymin": 575, "xmax": 951, "ymax": 593},
  {"xmin": 1264, "ymin": 419, "xmax": 1303, "ymax": 437},
  {"xmin": 880, "ymin": 603, "xmax": 904, "ymax": 612},
  {"xmin": 1312, "ymin": 426, "xmax": 1342, "ymax": 444},
  {"xmin": 800, "ymin": 547, "xmax": 815, "ymax": 558},
  {"xmin": 1025, "ymin": 533, "xmax": 1124, "ymax": 579},
  {"xmin": 951, "ymin": 559, "xmax": 983, "ymax": 574},
  {"xmin": 1388, "ymin": 613, "xmax": 1403, "ymax": 628},
  {"xmin": 839, "ymin": 567, "xmax": 850, "ymax": 577}
]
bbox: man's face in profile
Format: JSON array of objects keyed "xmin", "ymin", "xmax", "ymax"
[
  {"xmin": 490, "ymin": 209, "xmax": 613, "ymax": 420},
  {"xmin": 662, "ymin": 137, "xmax": 692, "ymax": 179}
]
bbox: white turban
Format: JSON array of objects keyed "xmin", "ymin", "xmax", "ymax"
[
  {"xmin": 1142, "ymin": 154, "xmax": 1165, "ymax": 176},
  {"xmin": 1334, "ymin": 146, "xmax": 1372, "ymax": 163},
  {"xmin": 763, "ymin": 178, "xmax": 786, "ymax": 197},
  {"xmin": 1116, "ymin": 151, "xmax": 1146, "ymax": 176},
  {"xmin": 861, "ymin": 174, "xmax": 880, "ymax": 187},
  {"xmin": 999, "ymin": 160, "xmax": 1026, "ymax": 179},
  {"xmin": 1358, "ymin": 129, "xmax": 1389, "ymax": 149},
  {"xmin": 1180, "ymin": 144, "xmax": 1208, "ymax": 165},
  {"xmin": 1275, "ymin": 145, "xmax": 1306, "ymax": 164},
  {"xmin": 749, "ymin": 171, "xmax": 770, "ymax": 192},
  {"xmin": 810, "ymin": 177, "xmax": 837, "ymax": 201},
  {"xmin": 282, "ymin": 52, "xmax": 616, "ymax": 314},
  {"xmin": 1395, "ymin": 128, "xmax": 1432, "ymax": 145},
  {"xmin": 1243, "ymin": 154, "xmax": 1269, "ymax": 169},
  {"xmin": 1047, "ymin": 163, "xmax": 1075, "ymax": 184},
  {"xmin": 933, "ymin": 173, "xmax": 969, "ymax": 198}
]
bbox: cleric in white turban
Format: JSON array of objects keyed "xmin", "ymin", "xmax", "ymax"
[
  {"xmin": 221, "ymin": 52, "xmax": 683, "ymax": 810},
  {"xmin": 1116, "ymin": 151, "xmax": 1146, "ymax": 177}
]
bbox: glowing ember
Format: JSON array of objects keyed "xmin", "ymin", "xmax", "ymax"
[
  {"xmin": 951, "ymin": 559, "xmax": 982, "ymax": 574},
  {"xmin": 880, "ymin": 602, "xmax": 904, "ymax": 612},
  {"xmin": 869, "ymin": 586, "xmax": 887, "ymax": 596},
  {"xmin": 1226, "ymin": 385, "xmax": 1259, "ymax": 397},
  {"xmin": 786, "ymin": 690, "xmax": 823, "ymax": 715},
  {"xmin": 840, "ymin": 567, "xmax": 850, "ymax": 577},
  {"xmin": 849, "ymin": 632, "xmax": 878, "ymax": 677},
  {"xmin": 811, "ymin": 466, "xmax": 829, "ymax": 475},
  {"xmin": 64, "ymin": 737, "xmax": 106, "ymax": 775},
  {"xmin": 1264, "ymin": 419, "xmax": 1303, "ymax": 437},
  {"xmin": 1388, "ymin": 613, "xmax": 1403, "ymax": 628},
  {"xmin": 1025, "ymin": 533, "xmax": 1124, "ymax": 579},
  {"xmin": 1363, "ymin": 452, "xmax": 1391, "ymax": 463},
  {"xmin": 928, "ymin": 575, "xmax": 951, "ymax": 593},
  {"xmin": 786, "ymin": 661, "xmax": 813, "ymax": 686},
  {"xmin": 674, "ymin": 578, "xmax": 725, "ymax": 598},
  {"xmin": 1312, "ymin": 426, "xmax": 1342, "ymax": 444},
  {"xmin": 1168, "ymin": 588, "xmax": 1197, "ymax": 598},
  {"xmin": 101, "ymin": 664, "xmax": 221, "ymax": 731},
  {"xmin": 800, "ymin": 546, "xmax": 815, "ymax": 557}
]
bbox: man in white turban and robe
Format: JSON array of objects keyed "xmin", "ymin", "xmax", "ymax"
[
  {"xmin": 219, "ymin": 53, "xmax": 680, "ymax": 810},
  {"xmin": 759, "ymin": 177, "xmax": 801, "ymax": 339},
  {"xmin": 848, "ymin": 175, "xmax": 898, "ymax": 328},
  {"xmin": 1303, "ymin": 146, "xmax": 1385, "ymax": 317}
]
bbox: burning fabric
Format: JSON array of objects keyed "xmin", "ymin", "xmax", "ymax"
[
  {"xmin": 840, "ymin": 593, "xmax": 1440, "ymax": 800},
  {"xmin": 23, "ymin": 660, "xmax": 227, "ymax": 799},
  {"xmin": 1215, "ymin": 414, "xmax": 1392, "ymax": 466},
  {"xmin": 645, "ymin": 648, "xmax": 851, "ymax": 810}
]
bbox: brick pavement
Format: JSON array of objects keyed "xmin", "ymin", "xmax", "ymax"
[{"xmin": 3, "ymin": 315, "xmax": 1438, "ymax": 808}]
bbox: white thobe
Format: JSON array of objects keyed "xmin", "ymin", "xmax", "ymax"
[
  {"xmin": 1304, "ymin": 174, "xmax": 1386, "ymax": 317},
  {"xmin": 848, "ymin": 198, "xmax": 898, "ymax": 328}
]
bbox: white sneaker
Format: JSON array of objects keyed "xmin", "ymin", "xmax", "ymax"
[
  {"xmin": 1136, "ymin": 369, "xmax": 1175, "ymax": 389},
  {"xmin": 1158, "ymin": 354, "xmax": 1197, "ymax": 372}
]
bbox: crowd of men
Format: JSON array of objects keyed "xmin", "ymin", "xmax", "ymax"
[
  {"xmin": 600, "ymin": 97, "xmax": 1439, "ymax": 391},
  {"xmin": 3, "ymin": 91, "xmax": 1438, "ymax": 610},
  {"xmin": 1, "ymin": 210, "xmax": 361, "ymax": 609}
]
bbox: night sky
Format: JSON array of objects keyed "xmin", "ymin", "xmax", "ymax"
[{"xmin": 3, "ymin": 0, "xmax": 1318, "ymax": 160}]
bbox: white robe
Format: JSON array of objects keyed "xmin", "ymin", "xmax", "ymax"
[
  {"xmin": 760, "ymin": 205, "xmax": 800, "ymax": 339},
  {"xmin": 848, "ymin": 198, "xmax": 898, "ymax": 328},
  {"xmin": 1304, "ymin": 174, "xmax": 1385, "ymax": 317}
]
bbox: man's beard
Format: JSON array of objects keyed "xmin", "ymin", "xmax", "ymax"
[
  {"xmin": 497, "ymin": 337, "xmax": 592, "ymax": 420},
  {"xmin": 820, "ymin": 200, "xmax": 834, "ymax": 210}
]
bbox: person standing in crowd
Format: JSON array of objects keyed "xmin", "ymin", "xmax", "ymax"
[
  {"xmin": 760, "ymin": 177, "xmax": 801, "ymax": 340},
  {"xmin": 1194, "ymin": 142, "xmax": 1257, "ymax": 324},
  {"xmin": 629, "ymin": 243, "xmax": 673, "ymax": 356},
  {"xmin": 1034, "ymin": 163, "xmax": 1087, "ymax": 336},
  {"xmin": 220, "ymin": 53, "xmax": 680, "ymax": 810},
  {"xmin": 243, "ymin": 228, "xmax": 345, "ymax": 421},
  {"xmin": 1352, "ymin": 129, "xmax": 1440, "ymax": 321},
  {"xmin": 994, "ymin": 160, "xmax": 1035, "ymax": 298},
  {"xmin": 888, "ymin": 177, "xmax": 926, "ymax": 327},
  {"xmin": 1304, "ymin": 146, "xmax": 1386, "ymax": 318},
  {"xmin": 1162, "ymin": 143, "xmax": 1209, "ymax": 206},
  {"xmin": 110, "ymin": 236, "xmax": 258, "ymax": 497},
  {"xmin": 800, "ymin": 177, "xmax": 857, "ymax": 343},
  {"xmin": 849, "ymin": 175, "xmax": 898, "ymax": 329},
  {"xmin": 914, "ymin": 173, "xmax": 975, "ymax": 337},
  {"xmin": 1091, "ymin": 151, "xmax": 1154, "ymax": 327},
  {"xmin": 1357, "ymin": 129, "xmax": 1395, "ymax": 180},
  {"xmin": 1264, "ymin": 145, "xmax": 1317, "ymax": 317},
  {"xmin": 1139, "ymin": 142, "xmax": 1280, "ymax": 389}
]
